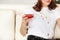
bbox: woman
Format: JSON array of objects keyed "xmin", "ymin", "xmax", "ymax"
[{"xmin": 20, "ymin": 0, "xmax": 60, "ymax": 40}]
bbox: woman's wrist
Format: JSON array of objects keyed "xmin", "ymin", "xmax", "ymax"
[{"xmin": 21, "ymin": 21, "xmax": 28, "ymax": 26}]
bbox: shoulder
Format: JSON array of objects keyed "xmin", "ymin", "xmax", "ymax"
[
  {"xmin": 22, "ymin": 6, "xmax": 34, "ymax": 14},
  {"xmin": 53, "ymin": 7, "xmax": 60, "ymax": 20},
  {"xmin": 54, "ymin": 7, "xmax": 60, "ymax": 12},
  {"xmin": 52, "ymin": 7, "xmax": 60, "ymax": 14}
]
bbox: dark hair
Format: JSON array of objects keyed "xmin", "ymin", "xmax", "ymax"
[{"xmin": 33, "ymin": 0, "xmax": 57, "ymax": 12}]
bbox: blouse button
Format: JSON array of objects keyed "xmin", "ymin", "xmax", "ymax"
[
  {"xmin": 29, "ymin": 26, "xmax": 31, "ymax": 28},
  {"xmin": 47, "ymin": 21, "xmax": 49, "ymax": 24},
  {"xmin": 47, "ymin": 33, "xmax": 49, "ymax": 36}
]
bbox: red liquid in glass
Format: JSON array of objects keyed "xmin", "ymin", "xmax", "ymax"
[{"xmin": 24, "ymin": 14, "xmax": 33, "ymax": 19}]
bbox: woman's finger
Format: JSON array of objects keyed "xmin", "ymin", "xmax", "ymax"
[{"xmin": 24, "ymin": 17, "xmax": 28, "ymax": 20}]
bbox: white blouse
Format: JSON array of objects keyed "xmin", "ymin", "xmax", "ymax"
[{"xmin": 22, "ymin": 6, "xmax": 60, "ymax": 39}]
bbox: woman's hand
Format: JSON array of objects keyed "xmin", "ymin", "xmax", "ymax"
[
  {"xmin": 22, "ymin": 16, "xmax": 31, "ymax": 26},
  {"xmin": 22, "ymin": 14, "xmax": 34, "ymax": 26}
]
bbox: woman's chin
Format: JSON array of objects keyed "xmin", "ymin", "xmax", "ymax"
[{"xmin": 46, "ymin": 3, "xmax": 50, "ymax": 6}]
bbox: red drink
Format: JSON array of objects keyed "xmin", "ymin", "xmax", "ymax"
[{"xmin": 24, "ymin": 14, "xmax": 34, "ymax": 19}]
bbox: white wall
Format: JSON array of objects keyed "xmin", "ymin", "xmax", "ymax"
[{"xmin": 0, "ymin": 0, "xmax": 36, "ymax": 4}]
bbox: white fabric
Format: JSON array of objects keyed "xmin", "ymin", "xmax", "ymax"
[
  {"xmin": 0, "ymin": 9, "xmax": 15, "ymax": 40},
  {"xmin": 54, "ymin": 7, "xmax": 60, "ymax": 20},
  {"xmin": 22, "ymin": 7, "xmax": 60, "ymax": 39}
]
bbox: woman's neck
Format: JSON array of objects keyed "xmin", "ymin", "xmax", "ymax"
[
  {"xmin": 42, "ymin": 4, "xmax": 48, "ymax": 7},
  {"xmin": 42, "ymin": 5, "xmax": 48, "ymax": 8}
]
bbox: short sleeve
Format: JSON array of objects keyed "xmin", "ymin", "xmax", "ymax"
[
  {"xmin": 54, "ymin": 7, "xmax": 60, "ymax": 20},
  {"xmin": 21, "ymin": 7, "xmax": 34, "ymax": 16}
]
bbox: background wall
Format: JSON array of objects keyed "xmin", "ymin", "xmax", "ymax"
[{"xmin": 0, "ymin": 0, "xmax": 36, "ymax": 4}]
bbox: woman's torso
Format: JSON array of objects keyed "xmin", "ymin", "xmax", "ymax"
[{"xmin": 23, "ymin": 6, "xmax": 60, "ymax": 39}]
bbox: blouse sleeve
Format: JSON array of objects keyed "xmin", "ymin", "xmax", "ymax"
[
  {"xmin": 55, "ymin": 7, "xmax": 60, "ymax": 20},
  {"xmin": 21, "ymin": 7, "xmax": 33, "ymax": 16}
]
